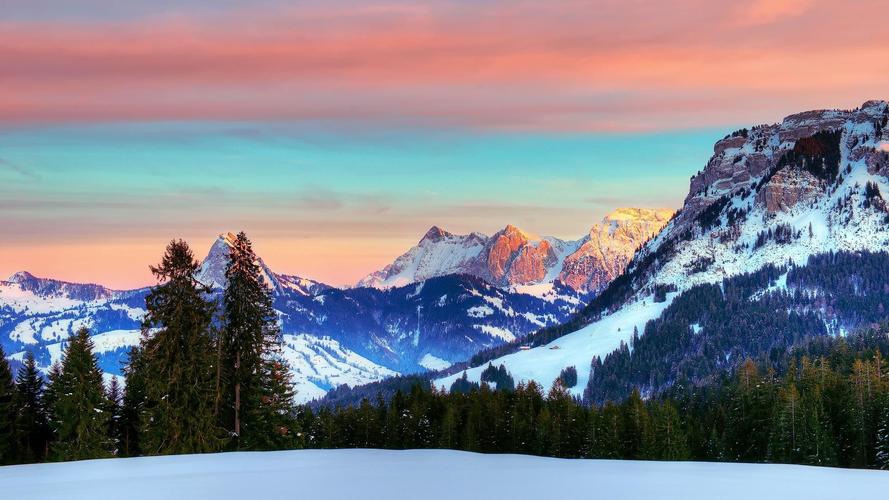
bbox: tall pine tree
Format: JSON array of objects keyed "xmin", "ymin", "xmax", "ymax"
[
  {"xmin": 41, "ymin": 362, "xmax": 62, "ymax": 447},
  {"xmin": 49, "ymin": 328, "xmax": 112, "ymax": 461},
  {"xmin": 0, "ymin": 345, "xmax": 18, "ymax": 464},
  {"xmin": 876, "ymin": 395, "xmax": 889, "ymax": 470},
  {"xmin": 106, "ymin": 376, "xmax": 123, "ymax": 455},
  {"xmin": 220, "ymin": 231, "xmax": 295, "ymax": 450},
  {"xmin": 15, "ymin": 352, "xmax": 50, "ymax": 462},
  {"xmin": 119, "ymin": 347, "xmax": 146, "ymax": 457},
  {"xmin": 136, "ymin": 239, "xmax": 221, "ymax": 455}
]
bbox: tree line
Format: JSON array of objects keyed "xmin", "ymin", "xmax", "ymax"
[
  {"xmin": 2, "ymin": 240, "xmax": 889, "ymax": 470},
  {"xmin": 301, "ymin": 330, "xmax": 889, "ymax": 469},
  {"xmin": 0, "ymin": 232, "xmax": 297, "ymax": 464}
]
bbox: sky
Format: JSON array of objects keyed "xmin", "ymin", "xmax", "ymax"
[{"xmin": 1, "ymin": 0, "xmax": 887, "ymax": 288}]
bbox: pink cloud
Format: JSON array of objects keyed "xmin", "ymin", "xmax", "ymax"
[
  {"xmin": 734, "ymin": 0, "xmax": 814, "ymax": 26},
  {"xmin": 0, "ymin": 0, "xmax": 886, "ymax": 131}
]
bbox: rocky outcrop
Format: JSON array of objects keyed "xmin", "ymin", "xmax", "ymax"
[
  {"xmin": 623, "ymin": 99, "xmax": 889, "ymax": 294},
  {"xmin": 756, "ymin": 167, "xmax": 823, "ymax": 213},
  {"xmin": 558, "ymin": 208, "xmax": 674, "ymax": 292},
  {"xmin": 483, "ymin": 225, "xmax": 560, "ymax": 286},
  {"xmin": 679, "ymin": 100, "xmax": 889, "ymax": 225}
]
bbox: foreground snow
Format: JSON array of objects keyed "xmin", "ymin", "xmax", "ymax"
[{"xmin": 1, "ymin": 449, "xmax": 886, "ymax": 500}]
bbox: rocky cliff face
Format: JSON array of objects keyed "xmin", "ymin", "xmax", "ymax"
[
  {"xmin": 632, "ymin": 99, "xmax": 889, "ymax": 292},
  {"xmin": 358, "ymin": 208, "xmax": 673, "ymax": 292},
  {"xmin": 755, "ymin": 167, "xmax": 823, "ymax": 213},
  {"xmin": 558, "ymin": 208, "xmax": 674, "ymax": 292}
]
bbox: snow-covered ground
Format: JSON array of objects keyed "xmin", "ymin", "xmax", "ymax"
[
  {"xmin": 280, "ymin": 334, "xmax": 398, "ymax": 403},
  {"xmin": 1, "ymin": 449, "xmax": 886, "ymax": 500},
  {"xmin": 436, "ymin": 292, "xmax": 676, "ymax": 397}
]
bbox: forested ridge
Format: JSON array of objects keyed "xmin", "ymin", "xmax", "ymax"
[{"xmin": 301, "ymin": 329, "xmax": 889, "ymax": 469}]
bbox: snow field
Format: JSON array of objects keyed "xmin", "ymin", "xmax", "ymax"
[{"xmin": 1, "ymin": 449, "xmax": 886, "ymax": 500}]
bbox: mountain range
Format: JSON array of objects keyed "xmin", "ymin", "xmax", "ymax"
[
  {"xmin": 9, "ymin": 99, "xmax": 887, "ymax": 407},
  {"xmin": 357, "ymin": 207, "xmax": 673, "ymax": 292},
  {"xmin": 0, "ymin": 209, "xmax": 666, "ymax": 402},
  {"xmin": 437, "ymin": 99, "xmax": 889, "ymax": 400}
]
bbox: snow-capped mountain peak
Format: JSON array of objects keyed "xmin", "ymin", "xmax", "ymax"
[
  {"xmin": 2, "ymin": 271, "xmax": 116, "ymax": 302},
  {"xmin": 357, "ymin": 211, "xmax": 673, "ymax": 292},
  {"xmin": 195, "ymin": 233, "xmax": 238, "ymax": 289},
  {"xmin": 420, "ymin": 225, "xmax": 451, "ymax": 242},
  {"xmin": 6, "ymin": 271, "xmax": 35, "ymax": 283},
  {"xmin": 557, "ymin": 208, "xmax": 674, "ymax": 292},
  {"xmin": 356, "ymin": 226, "xmax": 489, "ymax": 289},
  {"xmin": 196, "ymin": 232, "xmax": 283, "ymax": 294}
]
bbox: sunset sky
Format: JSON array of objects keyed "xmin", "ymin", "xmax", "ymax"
[{"xmin": 2, "ymin": 0, "xmax": 887, "ymax": 288}]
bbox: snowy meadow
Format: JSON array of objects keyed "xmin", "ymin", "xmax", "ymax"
[{"xmin": 2, "ymin": 449, "xmax": 888, "ymax": 500}]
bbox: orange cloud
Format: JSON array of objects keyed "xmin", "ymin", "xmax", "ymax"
[{"xmin": 0, "ymin": 0, "xmax": 886, "ymax": 131}]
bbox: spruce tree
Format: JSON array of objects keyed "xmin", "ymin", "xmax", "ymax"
[
  {"xmin": 106, "ymin": 376, "xmax": 122, "ymax": 455},
  {"xmin": 41, "ymin": 362, "xmax": 62, "ymax": 444},
  {"xmin": 220, "ymin": 231, "xmax": 295, "ymax": 450},
  {"xmin": 49, "ymin": 328, "xmax": 112, "ymax": 461},
  {"xmin": 0, "ymin": 345, "xmax": 18, "ymax": 464},
  {"xmin": 119, "ymin": 347, "xmax": 146, "ymax": 457},
  {"xmin": 876, "ymin": 395, "xmax": 889, "ymax": 470},
  {"xmin": 15, "ymin": 352, "xmax": 50, "ymax": 462},
  {"xmin": 138, "ymin": 239, "xmax": 221, "ymax": 455}
]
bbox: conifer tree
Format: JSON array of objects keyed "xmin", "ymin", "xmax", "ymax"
[
  {"xmin": 106, "ymin": 376, "xmax": 122, "ymax": 455},
  {"xmin": 876, "ymin": 395, "xmax": 889, "ymax": 470},
  {"xmin": 119, "ymin": 347, "xmax": 146, "ymax": 457},
  {"xmin": 654, "ymin": 401, "xmax": 690, "ymax": 461},
  {"xmin": 546, "ymin": 380, "xmax": 575, "ymax": 457},
  {"xmin": 220, "ymin": 232, "xmax": 294, "ymax": 449},
  {"xmin": 138, "ymin": 239, "xmax": 221, "ymax": 455},
  {"xmin": 15, "ymin": 352, "xmax": 49, "ymax": 462},
  {"xmin": 41, "ymin": 362, "xmax": 62, "ymax": 443},
  {"xmin": 49, "ymin": 328, "xmax": 111, "ymax": 461},
  {"xmin": 622, "ymin": 388, "xmax": 653, "ymax": 459},
  {"xmin": 0, "ymin": 345, "xmax": 18, "ymax": 464}
]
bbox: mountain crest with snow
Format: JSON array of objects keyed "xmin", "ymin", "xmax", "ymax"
[
  {"xmin": 358, "ymin": 209, "xmax": 673, "ymax": 292},
  {"xmin": 633, "ymin": 99, "xmax": 889, "ymax": 293}
]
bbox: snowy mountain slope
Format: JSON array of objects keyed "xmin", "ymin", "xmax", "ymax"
[
  {"xmin": 0, "ymin": 276, "xmax": 392, "ymax": 403},
  {"xmin": 356, "ymin": 226, "xmax": 488, "ymax": 289},
  {"xmin": 277, "ymin": 274, "xmax": 586, "ymax": 374},
  {"xmin": 280, "ymin": 334, "xmax": 396, "ymax": 402},
  {"xmin": 436, "ymin": 292, "xmax": 677, "ymax": 397},
  {"xmin": 358, "ymin": 208, "xmax": 672, "ymax": 292},
  {"xmin": 638, "ymin": 100, "xmax": 889, "ymax": 293},
  {"xmin": 438, "ymin": 100, "xmax": 889, "ymax": 394},
  {"xmin": 0, "ymin": 275, "xmax": 147, "ymax": 372},
  {"xmin": 3, "ymin": 449, "xmax": 887, "ymax": 500},
  {"xmin": 21, "ymin": 328, "xmax": 393, "ymax": 403},
  {"xmin": 1, "ymin": 234, "xmax": 589, "ymax": 401}
]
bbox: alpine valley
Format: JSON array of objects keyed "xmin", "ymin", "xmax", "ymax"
[{"xmin": 0, "ymin": 209, "xmax": 670, "ymax": 403}]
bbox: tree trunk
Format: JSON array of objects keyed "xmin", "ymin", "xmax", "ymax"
[
  {"xmin": 214, "ymin": 335, "xmax": 222, "ymax": 418},
  {"xmin": 234, "ymin": 350, "xmax": 241, "ymax": 443}
]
